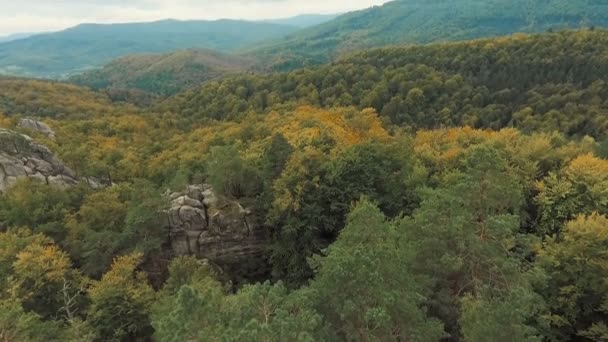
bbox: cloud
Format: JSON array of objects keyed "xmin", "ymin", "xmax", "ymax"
[{"xmin": 0, "ymin": 0, "xmax": 391, "ymax": 35}]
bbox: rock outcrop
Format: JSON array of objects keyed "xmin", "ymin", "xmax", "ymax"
[
  {"xmin": 165, "ymin": 185, "xmax": 270, "ymax": 282},
  {"xmin": 18, "ymin": 118, "xmax": 56, "ymax": 139},
  {"xmin": 0, "ymin": 128, "xmax": 78, "ymax": 192}
]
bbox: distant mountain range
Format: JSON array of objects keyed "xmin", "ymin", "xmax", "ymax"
[
  {"xmin": 264, "ymin": 14, "xmax": 339, "ymax": 28},
  {"xmin": 0, "ymin": 33, "xmax": 35, "ymax": 43},
  {"xmin": 2, "ymin": 0, "xmax": 608, "ymax": 79},
  {"xmin": 0, "ymin": 20, "xmax": 296, "ymax": 78},
  {"xmin": 0, "ymin": 14, "xmax": 338, "ymax": 79},
  {"xmin": 250, "ymin": 0, "xmax": 608, "ymax": 70}
]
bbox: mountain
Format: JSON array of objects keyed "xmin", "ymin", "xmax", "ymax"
[
  {"xmin": 0, "ymin": 19, "xmax": 296, "ymax": 78},
  {"xmin": 264, "ymin": 14, "xmax": 340, "ymax": 28},
  {"xmin": 0, "ymin": 32, "xmax": 35, "ymax": 43},
  {"xmin": 249, "ymin": 0, "xmax": 608, "ymax": 70},
  {"xmin": 71, "ymin": 49, "xmax": 255, "ymax": 96}
]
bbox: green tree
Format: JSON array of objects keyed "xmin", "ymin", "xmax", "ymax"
[
  {"xmin": 206, "ymin": 145, "xmax": 262, "ymax": 199},
  {"xmin": 87, "ymin": 253, "xmax": 155, "ymax": 341},
  {"xmin": 460, "ymin": 287, "xmax": 544, "ymax": 342},
  {"xmin": 538, "ymin": 213, "xmax": 608, "ymax": 341},
  {"xmin": 400, "ymin": 145, "xmax": 538, "ymax": 338},
  {"xmin": 0, "ymin": 179, "xmax": 86, "ymax": 242},
  {"xmin": 0, "ymin": 299, "xmax": 66, "ymax": 342},
  {"xmin": 308, "ymin": 199, "xmax": 444, "ymax": 341},
  {"xmin": 153, "ymin": 256, "xmax": 324, "ymax": 342}
]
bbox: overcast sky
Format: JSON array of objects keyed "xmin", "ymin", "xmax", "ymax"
[{"xmin": 0, "ymin": 0, "xmax": 391, "ymax": 36}]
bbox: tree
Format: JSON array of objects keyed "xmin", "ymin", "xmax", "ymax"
[
  {"xmin": 0, "ymin": 179, "xmax": 85, "ymax": 242},
  {"xmin": 224, "ymin": 282, "xmax": 324, "ymax": 342},
  {"xmin": 153, "ymin": 257, "xmax": 325, "ymax": 342},
  {"xmin": 206, "ymin": 145, "xmax": 262, "ymax": 199},
  {"xmin": 152, "ymin": 256, "xmax": 225, "ymax": 341},
  {"xmin": 536, "ymin": 154, "xmax": 608, "ymax": 238},
  {"xmin": 460, "ymin": 287, "xmax": 544, "ymax": 342},
  {"xmin": 308, "ymin": 199, "xmax": 444, "ymax": 341},
  {"xmin": 87, "ymin": 253, "xmax": 155, "ymax": 341},
  {"xmin": 0, "ymin": 228, "xmax": 52, "ymax": 291},
  {"xmin": 538, "ymin": 214, "xmax": 608, "ymax": 341},
  {"xmin": 400, "ymin": 145, "xmax": 538, "ymax": 338},
  {"xmin": 11, "ymin": 243, "xmax": 80, "ymax": 319},
  {"xmin": 65, "ymin": 181, "xmax": 165, "ymax": 278},
  {"xmin": 269, "ymin": 140, "xmax": 424, "ymax": 286},
  {"xmin": 0, "ymin": 299, "xmax": 66, "ymax": 342}
]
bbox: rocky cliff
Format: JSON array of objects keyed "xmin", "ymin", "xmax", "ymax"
[
  {"xmin": 165, "ymin": 185, "xmax": 271, "ymax": 283},
  {"xmin": 0, "ymin": 128, "xmax": 79, "ymax": 192}
]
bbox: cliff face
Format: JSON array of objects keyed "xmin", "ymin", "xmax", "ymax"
[
  {"xmin": 165, "ymin": 185, "xmax": 271, "ymax": 283},
  {"xmin": 0, "ymin": 128, "xmax": 78, "ymax": 192}
]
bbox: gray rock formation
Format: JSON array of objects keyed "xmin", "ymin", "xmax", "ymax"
[
  {"xmin": 165, "ymin": 185, "xmax": 270, "ymax": 282},
  {"xmin": 18, "ymin": 118, "xmax": 56, "ymax": 139},
  {"xmin": 0, "ymin": 129, "xmax": 79, "ymax": 192}
]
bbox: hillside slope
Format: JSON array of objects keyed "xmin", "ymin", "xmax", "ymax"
[
  {"xmin": 264, "ymin": 14, "xmax": 339, "ymax": 28},
  {"xmin": 249, "ymin": 0, "xmax": 608, "ymax": 70},
  {"xmin": 71, "ymin": 49, "xmax": 255, "ymax": 96},
  {"xmin": 167, "ymin": 29, "xmax": 608, "ymax": 138},
  {"xmin": 0, "ymin": 20, "xmax": 296, "ymax": 78},
  {"xmin": 0, "ymin": 33, "xmax": 34, "ymax": 43},
  {"xmin": 0, "ymin": 76, "xmax": 139, "ymax": 119}
]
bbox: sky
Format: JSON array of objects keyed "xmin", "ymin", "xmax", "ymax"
[{"xmin": 0, "ymin": 0, "xmax": 391, "ymax": 36}]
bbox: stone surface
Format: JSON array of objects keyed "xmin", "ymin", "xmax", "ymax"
[
  {"xmin": 0, "ymin": 128, "xmax": 79, "ymax": 192},
  {"xmin": 18, "ymin": 118, "xmax": 56, "ymax": 139},
  {"xmin": 165, "ymin": 184, "xmax": 270, "ymax": 282}
]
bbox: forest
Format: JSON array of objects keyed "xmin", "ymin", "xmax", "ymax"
[
  {"xmin": 248, "ymin": 0, "xmax": 608, "ymax": 70},
  {"xmin": 0, "ymin": 28, "xmax": 608, "ymax": 341}
]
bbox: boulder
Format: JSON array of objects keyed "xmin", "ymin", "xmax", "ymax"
[
  {"xmin": 165, "ymin": 184, "xmax": 270, "ymax": 282},
  {"xmin": 18, "ymin": 118, "xmax": 56, "ymax": 139}
]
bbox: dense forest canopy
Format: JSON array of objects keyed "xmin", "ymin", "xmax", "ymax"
[
  {"xmin": 70, "ymin": 49, "xmax": 256, "ymax": 97},
  {"xmin": 1, "ymin": 18, "xmax": 608, "ymax": 342},
  {"xmin": 248, "ymin": 0, "xmax": 608, "ymax": 70},
  {"xmin": 164, "ymin": 30, "xmax": 608, "ymax": 139},
  {"xmin": 3, "ymin": 0, "xmax": 608, "ymax": 80}
]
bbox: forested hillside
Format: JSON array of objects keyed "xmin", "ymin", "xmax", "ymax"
[
  {"xmin": 0, "ymin": 20, "xmax": 295, "ymax": 78},
  {"xmin": 1, "ymin": 29, "xmax": 608, "ymax": 341},
  {"xmin": 264, "ymin": 14, "xmax": 339, "ymax": 28},
  {"xmin": 250, "ymin": 0, "xmax": 608, "ymax": 70},
  {"xmin": 170, "ymin": 30, "xmax": 608, "ymax": 139},
  {"xmin": 0, "ymin": 33, "xmax": 33, "ymax": 43},
  {"xmin": 71, "ymin": 49, "xmax": 255, "ymax": 96}
]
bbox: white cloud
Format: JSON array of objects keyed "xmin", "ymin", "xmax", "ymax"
[{"xmin": 0, "ymin": 0, "xmax": 391, "ymax": 35}]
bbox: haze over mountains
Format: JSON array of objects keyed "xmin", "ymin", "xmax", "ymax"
[
  {"xmin": 264, "ymin": 13, "xmax": 340, "ymax": 28},
  {"xmin": 0, "ymin": 33, "xmax": 34, "ymax": 43},
  {"xmin": 0, "ymin": 20, "xmax": 296, "ymax": 78},
  {"xmin": 251, "ymin": 0, "xmax": 608, "ymax": 69},
  {"xmin": 2, "ymin": 0, "xmax": 608, "ymax": 80}
]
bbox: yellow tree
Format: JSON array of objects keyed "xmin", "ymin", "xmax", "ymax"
[{"xmin": 87, "ymin": 253, "xmax": 155, "ymax": 341}]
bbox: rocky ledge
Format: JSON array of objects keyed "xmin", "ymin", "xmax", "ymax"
[
  {"xmin": 18, "ymin": 118, "xmax": 56, "ymax": 139},
  {"xmin": 165, "ymin": 185, "xmax": 271, "ymax": 283},
  {"xmin": 0, "ymin": 128, "xmax": 79, "ymax": 192}
]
